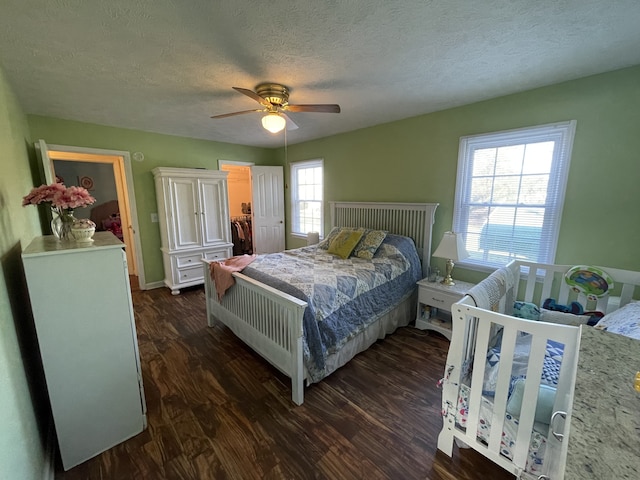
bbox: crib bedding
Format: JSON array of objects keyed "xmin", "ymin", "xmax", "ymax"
[
  {"xmin": 454, "ymin": 331, "xmax": 566, "ymax": 475},
  {"xmin": 482, "ymin": 331, "xmax": 564, "ymax": 397},
  {"xmin": 455, "ymin": 384, "xmax": 548, "ymax": 475},
  {"xmin": 241, "ymin": 234, "xmax": 422, "ymax": 382}
]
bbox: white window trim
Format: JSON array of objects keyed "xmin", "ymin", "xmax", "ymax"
[
  {"xmin": 290, "ymin": 158, "xmax": 324, "ymax": 239},
  {"xmin": 453, "ymin": 120, "xmax": 576, "ymax": 270}
]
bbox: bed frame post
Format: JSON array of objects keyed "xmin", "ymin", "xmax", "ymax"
[{"xmin": 290, "ymin": 315, "xmax": 304, "ymax": 405}]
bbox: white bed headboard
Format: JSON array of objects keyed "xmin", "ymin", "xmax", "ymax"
[{"xmin": 329, "ymin": 201, "xmax": 439, "ymax": 277}]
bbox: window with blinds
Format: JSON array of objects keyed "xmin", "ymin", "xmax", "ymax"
[
  {"xmin": 291, "ymin": 159, "xmax": 324, "ymax": 237},
  {"xmin": 453, "ymin": 121, "xmax": 576, "ymax": 269}
]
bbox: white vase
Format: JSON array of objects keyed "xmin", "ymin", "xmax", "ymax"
[{"xmin": 71, "ymin": 218, "xmax": 97, "ymax": 243}]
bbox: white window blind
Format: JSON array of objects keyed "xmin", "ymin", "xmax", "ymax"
[
  {"xmin": 453, "ymin": 121, "xmax": 576, "ymax": 269},
  {"xmin": 291, "ymin": 159, "xmax": 323, "ymax": 236}
]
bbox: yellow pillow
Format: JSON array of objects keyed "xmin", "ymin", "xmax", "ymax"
[{"xmin": 327, "ymin": 228, "xmax": 364, "ymax": 259}]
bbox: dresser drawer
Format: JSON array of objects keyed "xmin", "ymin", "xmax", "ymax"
[{"xmin": 175, "ymin": 253, "xmax": 203, "ymax": 268}]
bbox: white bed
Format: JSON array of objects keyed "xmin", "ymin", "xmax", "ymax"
[
  {"xmin": 437, "ymin": 260, "xmax": 640, "ymax": 479},
  {"xmin": 202, "ymin": 201, "xmax": 438, "ymax": 405}
]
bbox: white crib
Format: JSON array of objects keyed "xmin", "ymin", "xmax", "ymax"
[{"xmin": 437, "ymin": 260, "xmax": 640, "ymax": 479}]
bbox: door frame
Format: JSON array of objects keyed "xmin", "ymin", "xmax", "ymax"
[{"xmin": 37, "ymin": 140, "xmax": 146, "ymax": 289}]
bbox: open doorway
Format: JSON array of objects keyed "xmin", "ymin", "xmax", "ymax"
[
  {"xmin": 218, "ymin": 160, "xmax": 285, "ymax": 254},
  {"xmin": 37, "ymin": 140, "xmax": 146, "ymax": 288}
]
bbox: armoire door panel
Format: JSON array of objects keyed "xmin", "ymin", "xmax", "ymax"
[
  {"xmin": 199, "ymin": 179, "xmax": 226, "ymax": 246},
  {"xmin": 170, "ymin": 178, "xmax": 201, "ymax": 249}
]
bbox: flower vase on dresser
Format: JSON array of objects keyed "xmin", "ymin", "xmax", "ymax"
[
  {"xmin": 51, "ymin": 208, "xmax": 77, "ymax": 241},
  {"xmin": 22, "ymin": 182, "xmax": 96, "ymax": 242}
]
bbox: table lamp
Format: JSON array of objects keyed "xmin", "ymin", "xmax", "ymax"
[{"xmin": 433, "ymin": 231, "xmax": 469, "ymax": 286}]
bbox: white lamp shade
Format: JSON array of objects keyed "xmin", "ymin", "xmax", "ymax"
[
  {"xmin": 433, "ymin": 231, "xmax": 469, "ymax": 261},
  {"xmin": 261, "ymin": 113, "xmax": 286, "ymax": 133}
]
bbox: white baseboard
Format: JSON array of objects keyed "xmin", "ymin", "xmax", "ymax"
[{"xmin": 141, "ymin": 280, "xmax": 164, "ymax": 290}]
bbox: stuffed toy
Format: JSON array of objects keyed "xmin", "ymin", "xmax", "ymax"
[{"xmin": 542, "ymin": 298, "xmax": 584, "ymax": 315}]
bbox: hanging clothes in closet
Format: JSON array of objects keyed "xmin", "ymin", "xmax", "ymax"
[{"xmin": 231, "ymin": 215, "xmax": 253, "ymax": 255}]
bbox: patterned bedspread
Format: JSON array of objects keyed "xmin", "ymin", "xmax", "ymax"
[{"xmin": 242, "ymin": 234, "xmax": 422, "ymax": 382}]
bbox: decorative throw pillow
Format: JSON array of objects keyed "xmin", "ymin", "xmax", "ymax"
[
  {"xmin": 317, "ymin": 226, "xmax": 342, "ymax": 249},
  {"xmin": 506, "ymin": 378, "xmax": 557, "ymax": 425},
  {"xmin": 327, "ymin": 228, "xmax": 364, "ymax": 259},
  {"xmin": 353, "ymin": 229, "xmax": 387, "ymax": 259}
]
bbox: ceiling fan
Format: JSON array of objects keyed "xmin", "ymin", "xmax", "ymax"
[{"xmin": 211, "ymin": 83, "xmax": 341, "ymax": 133}]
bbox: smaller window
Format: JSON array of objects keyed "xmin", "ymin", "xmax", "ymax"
[{"xmin": 291, "ymin": 159, "xmax": 323, "ymax": 237}]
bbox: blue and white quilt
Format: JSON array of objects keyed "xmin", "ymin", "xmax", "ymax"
[
  {"xmin": 483, "ymin": 332, "xmax": 565, "ymax": 397},
  {"xmin": 242, "ymin": 234, "xmax": 422, "ymax": 382}
]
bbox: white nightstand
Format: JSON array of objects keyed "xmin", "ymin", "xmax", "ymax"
[{"xmin": 415, "ymin": 278, "xmax": 476, "ymax": 340}]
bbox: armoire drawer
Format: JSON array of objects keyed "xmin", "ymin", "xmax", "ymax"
[
  {"xmin": 175, "ymin": 265, "xmax": 203, "ymax": 284},
  {"xmin": 204, "ymin": 249, "xmax": 229, "ymax": 262},
  {"xmin": 175, "ymin": 253, "xmax": 203, "ymax": 268}
]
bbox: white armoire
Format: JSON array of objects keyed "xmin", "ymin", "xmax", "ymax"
[
  {"xmin": 153, "ymin": 167, "xmax": 233, "ymax": 294},
  {"xmin": 21, "ymin": 232, "xmax": 146, "ymax": 470}
]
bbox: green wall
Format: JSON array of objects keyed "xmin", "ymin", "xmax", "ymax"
[
  {"xmin": 0, "ymin": 66, "xmax": 49, "ymax": 480},
  {"xmin": 284, "ymin": 65, "xmax": 640, "ymax": 281},
  {"xmin": 27, "ymin": 117, "xmax": 279, "ymax": 284}
]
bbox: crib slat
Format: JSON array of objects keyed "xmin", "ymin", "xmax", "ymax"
[
  {"xmin": 467, "ymin": 317, "xmax": 492, "ymax": 443},
  {"xmin": 487, "ymin": 324, "xmax": 517, "ymax": 453},
  {"xmin": 512, "ymin": 333, "xmax": 547, "ymax": 469}
]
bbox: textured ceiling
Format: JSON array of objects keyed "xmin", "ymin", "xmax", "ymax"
[{"xmin": 1, "ymin": 0, "xmax": 639, "ymax": 148}]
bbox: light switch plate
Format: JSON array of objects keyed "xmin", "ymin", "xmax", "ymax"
[{"xmin": 151, "ymin": 213, "xmax": 158, "ymax": 223}]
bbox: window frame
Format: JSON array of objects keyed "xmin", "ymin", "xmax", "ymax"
[
  {"xmin": 290, "ymin": 158, "xmax": 324, "ymax": 239},
  {"xmin": 452, "ymin": 120, "xmax": 577, "ymax": 271}
]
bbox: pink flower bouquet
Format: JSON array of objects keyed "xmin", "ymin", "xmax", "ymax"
[{"xmin": 23, "ymin": 182, "xmax": 96, "ymax": 214}]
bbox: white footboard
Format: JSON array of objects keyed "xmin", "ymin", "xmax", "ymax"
[
  {"xmin": 203, "ymin": 261, "xmax": 308, "ymax": 405},
  {"xmin": 438, "ymin": 299, "xmax": 581, "ymax": 479}
]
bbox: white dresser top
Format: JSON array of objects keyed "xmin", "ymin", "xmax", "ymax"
[{"xmin": 23, "ymin": 232, "xmax": 124, "ymax": 257}]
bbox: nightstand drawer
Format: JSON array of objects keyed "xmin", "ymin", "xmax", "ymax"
[{"xmin": 419, "ymin": 289, "xmax": 461, "ymax": 311}]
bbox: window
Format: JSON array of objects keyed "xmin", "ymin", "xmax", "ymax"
[
  {"xmin": 453, "ymin": 121, "xmax": 576, "ymax": 269},
  {"xmin": 291, "ymin": 159, "xmax": 323, "ymax": 237}
]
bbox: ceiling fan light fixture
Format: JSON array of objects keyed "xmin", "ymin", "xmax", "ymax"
[{"xmin": 261, "ymin": 113, "xmax": 286, "ymax": 133}]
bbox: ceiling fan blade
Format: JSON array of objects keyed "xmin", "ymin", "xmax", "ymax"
[
  {"xmin": 285, "ymin": 104, "xmax": 341, "ymax": 113},
  {"xmin": 232, "ymin": 87, "xmax": 272, "ymax": 107},
  {"xmin": 282, "ymin": 113, "xmax": 299, "ymax": 131},
  {"xmin": 211, "ymin": 109, "xmax": 263, "ymax": 119}
]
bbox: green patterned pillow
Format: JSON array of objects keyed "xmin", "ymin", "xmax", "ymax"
[
  {"xmin": 353, "ymin": 229, "xmax": 387, "ymax": 259},
  {"xmin": 318, "ymin": 226, "xmax": 342, "ymax": 249},
  {"xmin": 327, "ymin": 228, "xmax": 365, "ymax": 259}
]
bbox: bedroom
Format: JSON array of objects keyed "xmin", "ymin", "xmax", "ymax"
[{"xmin": 2, "ymin": 1, "xmax": 640, "ymax": 479}]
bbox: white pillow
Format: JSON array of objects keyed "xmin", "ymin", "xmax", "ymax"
[
  {"xmin": 594, "ymin": 302, "xmax": 640, "ymax": 340},
  {"xmin": 540, "ymin": 308, "xmax": 591, "ymax": 326}
]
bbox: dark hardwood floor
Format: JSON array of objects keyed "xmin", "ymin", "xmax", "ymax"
[{"xmin": 55, "ymin": 280, "xmax": 513, "ymax": 479}]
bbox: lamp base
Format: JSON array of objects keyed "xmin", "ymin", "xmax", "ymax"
[{"xmin": 440, "ymin": 259, "xmax": 456, "ymax": 286}]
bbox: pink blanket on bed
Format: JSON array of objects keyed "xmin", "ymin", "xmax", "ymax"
[{"xmin": 209, "ymin": 254, "xmax": 257, "ymax": 301}]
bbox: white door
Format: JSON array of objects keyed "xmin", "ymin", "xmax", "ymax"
[
  {"xmin": 36, "ymin": 140, "xmax": 143, "ymax": 282},
  {"xmin": 251, "ymin": 166, "xmax": 285, "ymax": 254},
  {"xmin": 168, "ymin": 177, "xmax": 201, "ymax": 250}
]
